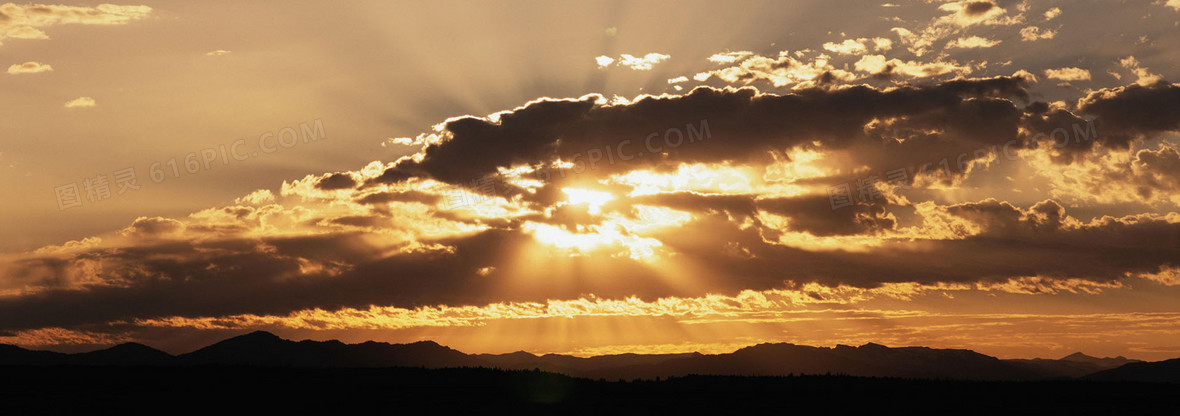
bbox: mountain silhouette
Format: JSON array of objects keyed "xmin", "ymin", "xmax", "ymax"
[
  {"xmin": 571, "ymin": 342, "xmax": 1043, "ymax": 381},
  {"xmin": 0, "ymin": 344, "xmax": 68, "ymax": 365},
  {"xmin": 71, "ymin": 342, "xmax": 174, "ymax": 366},
  {"xmin": 0, "ymin": 342, "xmax": 174, "ymax": 366},
  {"xmin": 1, "ymin": 332, "xmax": 1175, "ymax": 382},
  {"xmin": 1084, "ymin": 358, "xmax": 1180, "ymax": 383},
  {"xmin": 1004, "ymin": 352, "xmax": 1141, "ymax": 378},
  {"xmin": 1058, "ymin": 352, "xmax": 1139, "ymax": 367},
  {"xmin": 477, "ymin": 350, "xmax": 703, "ymax": 375},
  {"xmin": 178, "ymin": 330, "xmax": 479, "ymax": 367}
]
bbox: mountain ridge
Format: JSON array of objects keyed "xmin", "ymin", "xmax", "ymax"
[{"xmin": 0, "ymin": 331, "xmax": 1170, "ymax": 381}]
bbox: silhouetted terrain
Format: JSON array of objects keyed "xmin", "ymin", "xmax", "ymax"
[
  {"xmin": 3, "ymin": 332, "xmax": 1178, "ymax": 413},
  {"xmin": 573, "ymin": 342, "xmax": 1041, "ymax": 380},
  {"xmin": 178, "ymin": 330, "xmax": 478, "ymax": 367},
  {"xmin": 1085, "ymin": 358, "xmax": 1180, "ymax": 383},
  {"xmin": 477, "ymin": 350, "xmax": 704, "ymax": 376},
  {"xmin": 0, "ymin": 331, "xmax": 1172, "ymax": 383},
  {"xmin": 1005, "ymin": 352, "xmax": 1140, "ymax": 378},
  {"xmin": 1, "ymin": 366, "xmax": 1177, "ymax": 414}
]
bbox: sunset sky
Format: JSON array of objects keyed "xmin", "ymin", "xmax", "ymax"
[{"xmin": 2, "ymin": 0, "xmax": 1179, "ymax": 360}]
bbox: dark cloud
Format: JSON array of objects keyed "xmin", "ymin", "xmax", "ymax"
[
  {"xmin": 355, "ymin": 190, "xmax": 442, "ymax": 206},
  {"xmin": 1078, "ymin": 81, "xmax": 1180, "ymax": 148},
  {"xmin": 608, "ymin": 192, "xmax": 897, "ymax": 237},
  {"xmin": 1015, "ymin": 81, "xmax": 1180, "ymax": 165},
  {"xmin": 669, "ymin": 206, "xmax": 1179, "ymax": 289},
  {"xmin": 1108, "ymin": 145, "xmax": 1180, "ymax": 202},
  {"xmin": 1131, "ymin": 146, "xmax": 1180, "ymax": 197},
  {"xmin": 944, "ymin": 198, "xmax": 1064, "ymax": 236},
  {"xmin": 964, "ymin": 1, "xmax": 996, "ymax": 16},
  {"xmin": 1020, "ymin": 104, "xmax": 1097, "ymax": 163},
  {"xmin": 0, "ymin": 228, "xmax": 675, "ymax": 331},
  {"xmin": 378, "ymin": 78, "xmax": 1032, "ymax": 195},
  {"xmin": 323, "ymin": 215, "xmax": 387, "ymax": 228},
  {"xmin": 757, "ymin": 195, "xmax": 896, "ymax": 236},
  {"xmin": 315, "ymin": 173, "xmax": 359, "ymax": 190}
]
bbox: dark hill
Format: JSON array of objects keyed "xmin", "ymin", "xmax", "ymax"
[
  {"xmin": 586, "ymin": 342, "xmax": 1042, "ymax": 381},
  {"xmin": 70, "ymin": 342, "xmax": 174, "ymax": 366},
  {"xmin": 1005, "ymin": 352, "xmax": 1141, "ymax": 378},
  {"xmin": 178, "ymin": 331, "xmax": 480, "ymax": 368},
  {"xmin": 1084, "ymin": 358, "xmax": 1180, "ymax": 383},
  {"xmin": 0, "ymin": 344, "xmax": 67, "ymax": 365}
]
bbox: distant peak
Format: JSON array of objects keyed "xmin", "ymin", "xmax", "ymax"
[
  {"xmin": 732, "ymin": 342, "xmax": 804, "ymax": 354},
  {"xmin": 409, "ymin": 340, "xmax": 443, "ymax": 347},
  {"xmin": 108, "ymin": 342, "xmax": 155, "ymax": 350},
  {"xmin": 225, "ymin": 330, "xmax": 284, "ymax": 343},
  {"xmin": 1061, "ymin": 352, "xmax": 1096, "ymax": 360}
]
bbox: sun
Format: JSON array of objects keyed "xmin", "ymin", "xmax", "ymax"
[{"xmin": 560, "ymin": 188, "xmax": 615, "ymax": 215}]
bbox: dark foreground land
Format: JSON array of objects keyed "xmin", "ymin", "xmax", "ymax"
[{"xmin": 2, "ymin": 366, "xmax": 1176, "ymax": 415}]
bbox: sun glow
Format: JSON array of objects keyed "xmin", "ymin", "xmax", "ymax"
[
  {"xmin": 608, "ymin": 160, "xmax": 826, "ymax": 198},
  {"xmin": 524, "ymin": 199, "xmax": 692, "ymax": 260},
  {"xmin": 611, "ymin": 163, "xmax": 756, "ymax": 196},
  {"xmin": 522, "ymin": 221, "xmax": 664, "ymax": 260},
  {"xmin": 561, "ymin": 188, "xmax": 615, "ymax": 215},
  {"xmin": 612, "ymin": 205, "xmax": 694, "ymax": 232}
]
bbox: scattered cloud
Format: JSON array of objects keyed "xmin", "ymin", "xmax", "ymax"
[
  {"xmin": 938, "ymin": 1, "xmax": 1007, "ymax": 26},
  {"xmin": 822, "ymin": 38, "xmax": 892, "ymax": 55},
  {"xmin": 0, "ymin": 3, "xmax": 152, "ymax": 46},
  {"xmin": 234, "ymin": 189, "xmax": 276, "ymax": 205},
  {"xmin": 707, "ymin": 51, "xmax": 753, "ymax": 64},
  {"xmin": 1020, "ymin": 26, "xmax": 1057, "ymax": 41},
  {"xmin": 692, "ymin": 51, "xmax": 857, "ymax": 88},
  {"xmin": 823, "ymin": 39, "xmax": 869, "ymax": 55},
  {"xmin": 596, "ymin": 53, "xmax": 671, "ymax": 70},
  {"xmin": 617, "ymin": 53, "xmax": 670, "ymax": 70},
  {"xmin": 946, "ymin": 35, "xmax": 1000, "ymax": 49},
  {"xmin": 1043, "ymin": 7, "xmax": 1062, "ymax": 20},
  {"xmin": 1138, "ymin": 266, "xmax": 1180, "ymax": 286},
  {"xmin": 892, "ymin": 0, "xmax": 1024, "ymax": 55},
  {"xmin": 6, "ymin": 61, "xmax": 52, "ymax": 74},
  {"xmin": 1118, "ymin": 56, "xmax": 1163, "ymax": 86},
  {"xmin": 854, "ymin": 54, "xmax": 972, "ymax": 78},
  {"xmin": 1044, "ymin": 67, "xmax": 1091, "ymax": 81},
  {"xmin": 63, "ymin": 96, "xmax": 96, "ymax": 108}
]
